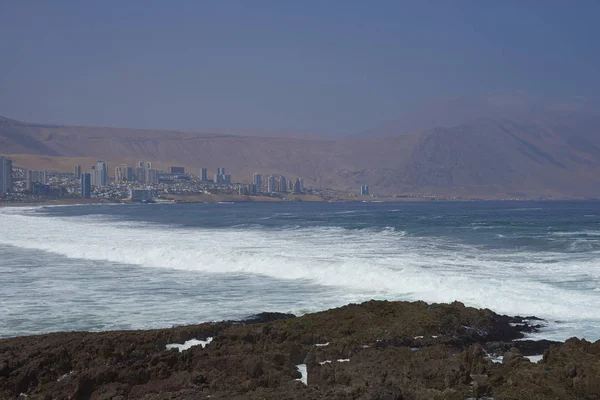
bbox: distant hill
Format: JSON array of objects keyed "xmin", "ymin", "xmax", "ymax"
[
  {"xmin": 359, "ymin": 92, "xmax": 600, "ymax": 137},
  {"xmin": 2, "ymin": 112, "xmax": 600, "ymax": 199}
]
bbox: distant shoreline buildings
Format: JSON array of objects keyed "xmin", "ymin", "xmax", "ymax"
[
  {"xmin": 26, "ymin": 170, "xmax": 47, "ymax": 191},
  {"xmin": 79, "ymin": 160, "xmax": 310, "ymax": 199},
  {"xmin": 215, "ymin": 167, "xmax": 231, "ymax": 185},
  {"xmin": 115, "ymin": 161, "xmax": 158, "ymax": 185},
  {"xmin": 2, "ymin": 155, "xmax": 377, "ymax": 204}
]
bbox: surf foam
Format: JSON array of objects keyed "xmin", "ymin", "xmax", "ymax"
[{"xmin": 1, "ymin": 207, "xmax": 600, "ymax": 340}]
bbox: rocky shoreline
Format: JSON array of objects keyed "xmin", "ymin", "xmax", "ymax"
[{"xmin": 1, "ymin": 300, "xmax": 598, "ymax": 400}]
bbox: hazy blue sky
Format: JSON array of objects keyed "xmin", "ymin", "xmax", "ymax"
[{"xmin": 0, "ymin": 1, "xmax": 598, "ymax": 136}]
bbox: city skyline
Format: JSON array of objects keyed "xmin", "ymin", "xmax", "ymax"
[{"xmin": 0, "ymin": 154, "xmax": 382, "ymax": 205}]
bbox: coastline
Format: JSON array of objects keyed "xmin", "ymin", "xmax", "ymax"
[
  {"xmin": 0, "ymin": 198, "xmax": 118, "ymax": 208},
  {"xmin": 0, "ymin": 193, "xmax": 430, "ymax": 208},
  {"xmin": 2, "ymin": 194, "xmax": 598, "ymax": 209},
  {"xmin": 1, "ymin": 300, "xmax": 598, "ymax": 399}
]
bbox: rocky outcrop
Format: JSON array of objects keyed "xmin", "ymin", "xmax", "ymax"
[{"xmin": 0, "ymin": 300, "xmax": 597, "ymax": 400}]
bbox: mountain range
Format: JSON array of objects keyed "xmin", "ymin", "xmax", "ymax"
[{"xmin": 2, "ymin": 94, "xmax": 600, "ymax": 199}]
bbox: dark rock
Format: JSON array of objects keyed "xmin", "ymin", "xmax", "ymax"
[
  {"xmin": 485, "ymin": 339, "xmax": 560, "ymax": 357},
  {"xmin": 0, "ymin": 300, "xmax": 598, "ymax": 400},
  {"xmin": 502, "ymin": 347, "xmax": 524, "ymax": 365},
  {"xmin": 240, "ymin": 312, "xmax": 297, "ymax": 325}
]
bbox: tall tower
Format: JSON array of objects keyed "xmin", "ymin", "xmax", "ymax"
[
  {"xmin": 115, "ymin": 165, "xmax": 127, "ymax": 182},
  {"xmin": 267, "ymin": 175, "xmax": 276, "ymax": 193},
  {"xmin": 279, "ymin": 176, "xmax": 287, "ymax": 193},
  {"xmin": 215, "ymin": 167, "xmax": 226, "ymax": 184},
  {"xmin": 200, "ymin": 168, "xmax": 208, "ymax": 181},
  {"xmin": 294, "ymin": 178, "xmax": 302, "ymax": 193},
  {"xmin": 74, "ymin": 165, "xmax": 82, "ymax": 178},
  {"xmin": 253, "ymin": 173, "xmax": 262, "ymax": 191},
  {"xmin": 146, "ymin": 169, "xmax": 158, "ymax": 184},
  {"xmin": 96, "ymin": 161, "xmax": 108, "ymax": 186},
  {"xmin": 81, "ymin": 173, "xmax": 91, "ymax": 198},
  {"xmin": 0, "ymin": 156, "xmax": 13, "ymax": 195}
]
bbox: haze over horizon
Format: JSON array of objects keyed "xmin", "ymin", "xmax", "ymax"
[{"xmin": 1, "ymin": 0, "xmax": 599, "ymax": 137}]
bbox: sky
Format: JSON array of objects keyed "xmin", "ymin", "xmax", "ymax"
[{"xmin": 0, "ymin": 0, "xmax": 599, "ymax": 136}]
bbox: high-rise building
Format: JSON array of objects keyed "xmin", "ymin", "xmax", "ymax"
[
  {"xmin": 26, "ymin": 170, "xmax": 47, "ymax": 191},
  {"xmin": 238, "ymin": 183, "xmax": 257, "ymax": 196},
  {"xmin": 114, "ymin": 165, "xmax": 134, "ymax": 182},
  {"xmin": 0, "ymin": 156, "xmax": 13, "ymax": 195},
  {"xmin": 279, "ymin": 176, "xmax": 287, "ymax": 193},
  {"xmin": 74, "ymin": 165, "xmax": 82, "ymax": 178},
  {"xmin": 134, "ymin": 161, "xmax": 153, "ymax": 183},
  {"xmin": 134, "ymin": 167, "xmax": 145, "ymax": 182},
  {"xmin": 146, "ymin": 169, "xmax": 158, "ymax": 184},
  {"xmin": 200, "ymin": 168, "xmax": 208, "ymax": 181},
  {"xmin": 215, "ymin": 168, "xmax": 230, "ymax": 184},
  {"xmin": 126, "ymin": 166, "xmax": 134, "ymax": 181},
  {"xmin": 293, "ymin": 178, "xmax": 302, "ymax": 193},
  {"xmin": 89, "ymin": 166, "xmax": 96, "ymax": 186},
  {"xmin": 253, "ymin": 173, "xmax": 262, "ymax": 191},
  {"xmin": 360, "ymin": 185, "xmax": 369, "ymax": 195},
  {"xmin": 95, "ymin": 161, "xmax": 108, "ymax": 187},
  {"xmin": 267, "ymin": 175, "xmax": 277, "ymax": 193},
  {"xmin": 115, "ymin": 165, "xmax": 128, "ymax": 182},
  {"xmin": 80, "ymin": 173, "xmax": 91, "ymax": 198},
  {"xmin": 170, "ymin": 166, "xmax": 185, "ymax": 174}
]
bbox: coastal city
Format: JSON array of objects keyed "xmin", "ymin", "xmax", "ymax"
[{"xmin": 0, "ymin": 155, "xmax": 372, "ymax": 204}]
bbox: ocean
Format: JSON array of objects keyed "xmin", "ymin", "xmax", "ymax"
[{"xmin": 1, "ymin": 201, "xmax": 599, "ymax": 341}]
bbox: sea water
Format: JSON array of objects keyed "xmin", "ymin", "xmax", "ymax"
[{"xmin": 1, "ymin": 201, "xmax": 599, "ymax": 341}]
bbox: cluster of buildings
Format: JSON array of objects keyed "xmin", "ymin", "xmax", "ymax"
[
  {"xmin": 245, "ymin": 173, "xmax": 304, "ymax": 195},
  {"xmin": 75, "ymin": 161, "xmax": 159, "ymax": 188},
  {"xmin": 0, "ymin": 157, "xmax": 69, "ymax": 200},
  {"xmin": 114, "ymin": 162, "xmax": 158, "ymax": 184},
  {"xmin": 78, "ymin": 163, "xmax": 308, "ymax": 199},
  {"xmin": 0, "ymin": 155, "xmax": 375, "ymax": 203},
  {"xmin": 74, "ymin": 160, "xmax": 108, "ymax": 188},
  {"xmin": 76, "ymin": 160, "xmax": 159, "ymax": 199}
]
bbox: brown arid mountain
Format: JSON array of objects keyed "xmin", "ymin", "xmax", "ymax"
[
  {"xmin": 358, "ymin": 91, "xmax": 600, "ymax": 137},
  {"xmin": 1, "ymin": 113, "xmax": 600, "ymax": 199}
]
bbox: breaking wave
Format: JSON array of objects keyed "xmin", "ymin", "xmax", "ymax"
[{"xmin": 1, "ymin": 205, "xmax": 599, "ymax": 332}]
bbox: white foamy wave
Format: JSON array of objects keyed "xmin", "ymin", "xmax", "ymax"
[
  {"xmin": 551, "ymin": 231, "xmax": 600, "ymax": 237},
  {"xmin": 1, "ymin": 208, "xmax": 600, "ymax": 327}
]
